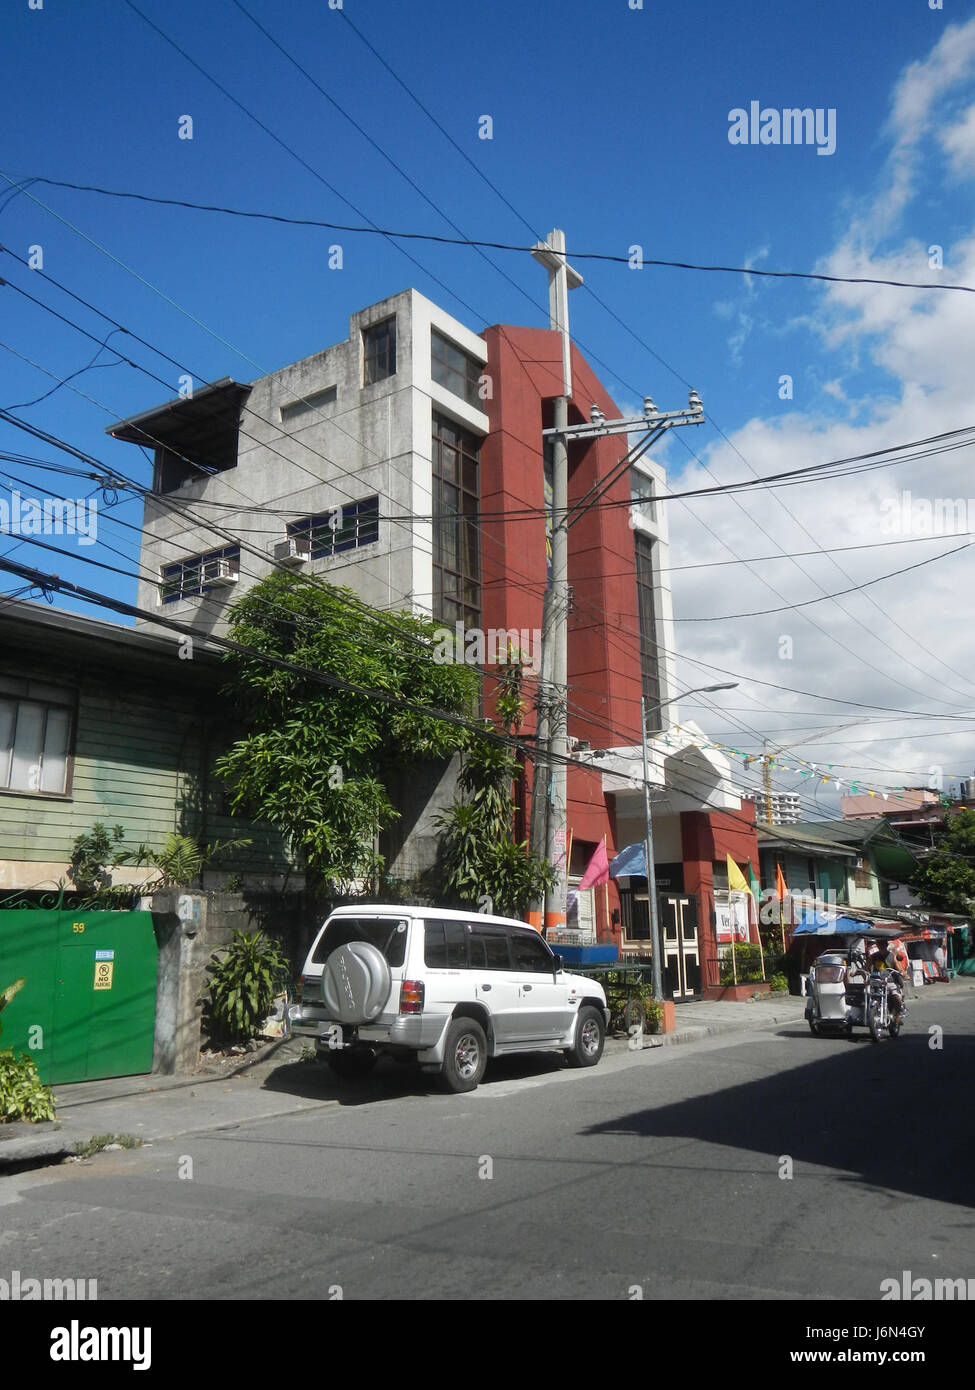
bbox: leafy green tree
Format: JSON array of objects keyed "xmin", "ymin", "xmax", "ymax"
[
  {"xmin": 432, "ymin": 665, "xmax": 555, "ymax": 918},
  {"xmin": 213, "ymin": 571, "xmax": 479, "ymax": 891},
  {"xmin": 910, "ymin": 808, "xmax": 975, "ymax": 913}
]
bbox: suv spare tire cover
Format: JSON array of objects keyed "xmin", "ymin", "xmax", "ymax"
[{"xmin": 321, "ymin": 941, "xmax": 392, "ymax": 1024}]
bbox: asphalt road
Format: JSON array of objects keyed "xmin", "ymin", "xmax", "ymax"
[{"xmin": 2, "ymin": 993, "xmax": 973, "ymax": 1302}]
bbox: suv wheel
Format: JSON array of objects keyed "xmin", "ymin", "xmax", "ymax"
[
  {"xmin": 565, "ymin": 1006, "xmax": 605, "ymax": 1068},
  {"xmin": 326, "ymin": 1047, "xmax": 378, "ymax": 1079},
  {"xmin": 440, "ymin": 1018, "xmax": 487, "ymax": 1093}
]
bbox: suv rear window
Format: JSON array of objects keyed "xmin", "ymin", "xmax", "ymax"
[{"xmin": 312, "ymin": 917, "xmax": 408, "ymax": 968}]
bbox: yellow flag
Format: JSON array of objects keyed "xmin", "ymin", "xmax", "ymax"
[{"xmin": 727, "ymin": 853, "xmax": 754, "ymax": 898}]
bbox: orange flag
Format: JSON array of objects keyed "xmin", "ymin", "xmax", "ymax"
[{"xmin": 775, "ymin": 862, "xmax": 788, "ymax": 900}]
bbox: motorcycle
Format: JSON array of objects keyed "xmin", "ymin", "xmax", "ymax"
[{"xmin": 864, "ymin": 962, "xmax": 907, "ymax": 1043}]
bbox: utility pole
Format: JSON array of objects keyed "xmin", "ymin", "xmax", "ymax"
[
  {"xmin": 526, "ymin": 229, "xmax": 708, "ymax": 935},
  {"xmin": 529, "ymin": 229, "xmax": 582, "ymax": 934}
]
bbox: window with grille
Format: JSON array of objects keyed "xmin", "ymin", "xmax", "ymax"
[
  {"xmin": 287, "ymin": 496, "xmax": 380, "ymax": 559},
  {"xmin": 362, "ymin": 318, "xmax": 396, "ymax": 385},
  {"xmin": 431, "ymin": 329, "xmax": 482, "ymax": 407},
  {"xmin": 159, "ymin": 545, "xmax": 240, "ymax": 603},
  {"xmin": 432, "ymin": 413, "xmax": 481, "ymax": 629},
  {"xmin": 0, "ymin": 678, "xmax": 74, "ymax": 796}
]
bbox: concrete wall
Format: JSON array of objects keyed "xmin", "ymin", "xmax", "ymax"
[{"xmin": 150, "ymin": 887, "xmax": 326, "ymax": 1073}]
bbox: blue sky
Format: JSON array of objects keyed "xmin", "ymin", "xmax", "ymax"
[{"xmin": 3, "ymin": 0, "xmax": 975, "ymax": 810}]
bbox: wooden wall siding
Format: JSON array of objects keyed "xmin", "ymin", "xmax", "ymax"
[{"xmin": 0, "ymin": 669, "xmax": 289, "ymax": 874}]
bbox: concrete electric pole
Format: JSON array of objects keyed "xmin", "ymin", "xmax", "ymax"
[
  {"xmin": 529, "ymin": 230, "xmax": 582, "ymax": 933},
  {"xmin": 527, "ymin": 229, "xmax": 707, "ymax": 938}
]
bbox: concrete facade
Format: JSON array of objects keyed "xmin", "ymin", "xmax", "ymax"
[{"xmin": 108, "ymin": 289, "xmax": 489, "ymax": 634}]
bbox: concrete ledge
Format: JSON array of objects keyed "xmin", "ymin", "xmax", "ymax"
[{"xmin": 703, "ymin": 982, "xmax": 772, "ymax": 1002}]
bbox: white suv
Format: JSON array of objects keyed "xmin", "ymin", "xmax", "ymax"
[{"xmin": 290, "ymin": 905, "xmax": 610, "ymax": 1092}]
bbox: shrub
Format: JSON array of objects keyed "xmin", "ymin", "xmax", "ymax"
[
  {"xmin": 719, "ymin": 943, "xmax": 766, "ymax": 984},
  {"xmin": 206, "ymin": 930, "xmax": 291, "ymax": 1044},
  {"xmin": 0, "ymin": 1049, "xmax": 56, "ymax": 1124},
  {"xmin": 769, "ymin": 973, "xmax": 789, "ymax": 993}
]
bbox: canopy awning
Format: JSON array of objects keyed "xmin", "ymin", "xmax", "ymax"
[{"xmin": 791, "ymin": 911, "xmax": 901, "ymax": 937}]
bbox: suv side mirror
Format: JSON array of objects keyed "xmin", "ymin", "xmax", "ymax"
[{"xmin": 551, "ymin": 953, "xmax": 563, "ymax": 975}]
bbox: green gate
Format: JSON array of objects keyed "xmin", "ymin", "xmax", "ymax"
[{"xmin": 0, "ymin": 903, "xmax": 158, "ymax": 1084}]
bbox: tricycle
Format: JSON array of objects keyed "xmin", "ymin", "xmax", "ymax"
[{"xmin": 805, "ymin": 931, "xmax": 909, "ymax": 1042}]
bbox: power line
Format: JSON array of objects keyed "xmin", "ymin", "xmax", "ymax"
[
  {"xmin": 13, "ymin": 172, "xmax": 975, "ymax": 297},
  {"xmin": 675, "ymin": 541, "xmax": 973, "ymax": 620}
]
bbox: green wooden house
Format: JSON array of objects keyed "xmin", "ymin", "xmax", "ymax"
[{"xmin": 0, "ymin": 598, "xmax": 294, "ymax": 897}]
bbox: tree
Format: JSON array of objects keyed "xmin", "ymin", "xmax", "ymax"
[
  {"xmin": 431, "ymin": 664, "xmax": 555, "ymax": 918},
  {"xmin": 213, "ymin": 571, "xmax": 479, "ymax": 891},
  {"xmin": 910, "ymin": 808, "xmax": 975, "ymax": 914}
]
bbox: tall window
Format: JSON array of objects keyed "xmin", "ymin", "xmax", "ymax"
[
  {"xmin": 362, "ymin": 318, "xmax": 396, "ymax": 385},
  {"xmin": 0, "ymin": 679, "xmax": 74, "ymax": 796},
  {"xmin": 288, "ymin": 496, "xmax": 379, "ymax": 559},
  {"xmin": 634, "ymin": 532, "xmax": 661, "ymax": 710},
  {"xmin": 431, "ymin": 329, "xmax": 482, "ymax": 407},
  {"xmin": 432, "ymin": 412, "xmax": 480, "ymax": 629}
]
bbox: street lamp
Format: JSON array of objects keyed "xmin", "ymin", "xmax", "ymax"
[{"xmin": 640, "ymin": 683, "xmax": 738, "ymax": 1002}]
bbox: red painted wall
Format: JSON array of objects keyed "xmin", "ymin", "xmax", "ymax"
[
  {"xmin": 480, "ymin": 325, "xmax": 645, "ymax": 937},
  {"xmin": 681, "ymin": 802, "xmax": 760, "ymax": 988}
]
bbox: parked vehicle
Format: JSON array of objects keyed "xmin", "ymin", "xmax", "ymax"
[
  {"xmin": 805, "ymin": 932, "xmax": 908, "ymax": 1042},
  {"xmin": 289, "ymin": 906, "xmax": 611, "ymax": 1092}
]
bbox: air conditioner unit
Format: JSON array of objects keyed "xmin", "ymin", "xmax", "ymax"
[
  {"xmin": 200, "ymin": 558, "xmax": 239, "ymax": 588},
  {"xmin": 272, "ymin": 536, "xmax": 310, "ymax": 566}
]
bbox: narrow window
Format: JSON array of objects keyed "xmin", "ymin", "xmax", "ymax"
[
  {"xmin": 363, "ymin": 318, "xmax": 396, "ymax": 385},
  {"xmin": 634, "ymin": 532, "xmax": 661, "ymax": 709},
  {"xmin": 432, "ymin": 413, "xmax": 480, "ymax": 629}
]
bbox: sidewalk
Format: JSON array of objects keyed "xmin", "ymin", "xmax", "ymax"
[{"xmin": 2, "ymin": 980, "xmax": 971, "ymax": 1173}]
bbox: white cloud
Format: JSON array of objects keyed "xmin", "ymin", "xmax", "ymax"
[
  {"xmin": 664, "ymin": 26, "xmax": 975, "ymax": 803},
  {"xmin": 940, "ymin": 101, "xmax": 975, "ymax": 177}
]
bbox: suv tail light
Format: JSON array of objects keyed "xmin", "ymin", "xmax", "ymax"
[{"xmin": 399, "ymin": 979, "xmax": 425, "ymax": 1015}]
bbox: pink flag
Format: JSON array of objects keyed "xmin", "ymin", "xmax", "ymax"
[{"xmin": 578, "ymin": 841, "xmax": 610, "ymax": 891}]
